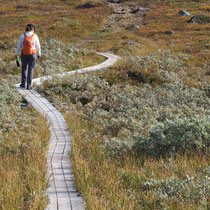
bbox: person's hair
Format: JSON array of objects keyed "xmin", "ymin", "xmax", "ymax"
[{"xmin": 25, "ymin": 24, "xmax": 35, "ymax": 32}]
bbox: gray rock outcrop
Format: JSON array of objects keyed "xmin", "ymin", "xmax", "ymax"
[
  {"xmin": 178, "ymin": 10, "xmax": 192, "ymax": 16},
  {"xmin": 187, "ymin": 14, "xmax": 210, "ymax": 23},
  {"xmin": 123, "ymin": 41, "xmax": 141, "ymax": 46},
  {"xmin": 165, "ymin": 31, "xmax": 174, "ymax": 34},
  {"xmin": 76, "ymin": 2, "xmax": 98, "ymax": 9}
]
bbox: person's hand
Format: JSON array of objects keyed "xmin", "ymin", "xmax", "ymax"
[
  {"xmin": 37, "ymin": 55, "xmax": 41, "ymax": 59},
  {"xmin": 15, "ymin": 55, "xmax": 18, "ymax": 59}
]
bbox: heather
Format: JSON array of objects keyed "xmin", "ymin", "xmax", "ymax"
[
  {"xmin": 0, "ymin": 0, "xmax": 209, "ymax": 208},
  {"xmin": 37, "ymin": 50, "xmax": 210, "ymax": 208}
]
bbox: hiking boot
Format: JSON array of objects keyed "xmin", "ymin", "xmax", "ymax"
[{"xmin": 27, "ymin": 86, "xmax": 32, "ymax": 90}]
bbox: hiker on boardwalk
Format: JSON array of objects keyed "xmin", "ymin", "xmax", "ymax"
[{"xmin": 15, "ymin": 23, "xmax": 41, "ymax": 90}]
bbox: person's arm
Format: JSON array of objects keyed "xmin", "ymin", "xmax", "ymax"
[
  {"xmin": 15, "ymin": 34, "xmax": 24, "ymax": 57},
  {"xmin": 34, "ymin": 34, "xmax": 41, "ymax": 58}
]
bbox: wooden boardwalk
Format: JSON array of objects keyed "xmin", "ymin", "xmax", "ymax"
[{"xmin": 16, "ymin": 53, "xmax": 120, "ymax": 210}]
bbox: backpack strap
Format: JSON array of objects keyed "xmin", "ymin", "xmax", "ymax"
[
  {"xmin": 24, "ymin": 32, "xmax": 35, "ymax": 38},
  {"xmin": 31, "ymin": 33, "xmax": 35, "ymax": 38}
]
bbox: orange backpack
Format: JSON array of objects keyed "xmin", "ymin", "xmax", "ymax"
[{"xmin": 21, "ymin": 33, "xmax": 36, "ymax": 55}]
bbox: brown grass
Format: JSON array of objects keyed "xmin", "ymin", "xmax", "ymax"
[
  {"xmin": 0, "ymin": 111, "xmax": 50, "ymax": 209},
  {"xmin": 66, "ymin": 112, "xmax": 209, "ymax": 209},
  {"xmin": 0, "ymin": 0, "xmax": 110, "ymax": 43}
]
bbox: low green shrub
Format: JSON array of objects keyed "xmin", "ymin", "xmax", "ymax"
[
  {"xmin": 141, "ymin": 175, "xmax": 209, "ymax": 208},
  {"xmin": 106, "ymin": 119, "xmax": 209, "ymax": 158},
  {"xmin": 36, "ymin": 39, "xmax": 95, "ymax": 77},
  {"xmin": 0, "ymin": 78, "xmax": 30, "ymax": 136}
]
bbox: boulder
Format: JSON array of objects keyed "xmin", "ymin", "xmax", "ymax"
[
  {"xmin": 16, "ymin": 5, "xmax": 28, "ymax": 9},
  {"xmin": 165, "ymin": 31, "xmax": 174, "ymax": 34},
  {"xmin": 107, "ymin": 0, "xmax": 121, "ymax": 3},
  {"xmin": 76, "ymin": 2, "xmax": 97, "ymax": 9},
  {"xmin": 123, "ymin": 41, "xmax": 141, "ymax": 46},
  {"xmin": 187, "ymin": 14, "xmax": 210, "ymax": 23},
  {"xmin": 178, "ymin": 10, "xmax": 192, "ymax": 16}
]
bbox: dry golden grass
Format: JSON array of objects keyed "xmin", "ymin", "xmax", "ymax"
[
  {"xmin": 0, "ymin": 111, "xmax": 50, "ymax": 209},
  {"xmin": 66, "ymin": 112, "xmax": 209, "ymax": 209},
  {"xmin": 0, "ymin": 0, "xmax": 110, "ymax": 43}
]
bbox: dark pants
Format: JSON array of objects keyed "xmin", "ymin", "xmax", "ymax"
[{"xmin": 21, "ymin": 53, "xmax": 36, "ymax": 88}]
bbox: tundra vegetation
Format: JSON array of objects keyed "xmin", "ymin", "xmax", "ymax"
[{"xmin": 0, "ymin": 0, "xmax": 209, "ymax": 209}]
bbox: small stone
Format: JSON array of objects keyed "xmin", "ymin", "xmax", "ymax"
[
  {"xmin": 126, "ymin": 24, "xmax": 140, "ymax": 31},
  {"xmin": 16, "ymin": 5, "xmax": 28, "ymax": 9},
  {"xmin": 187, "ymin": 14, "xmax": 210, "ymax": 23},
  {"xmin": 76, "ymin": 2, "xmax": 97, "ymax": 9},
  {"xmin": 178, "ymin": 10, "xmax": 192, "ymax": 16},
  {"xmin": 123, "ymin": 41, "xmax": 141, "ymax": 46},
  {"xmin": 102, "ymin": 103, "xmax": 110, "ymax": 112},
  {"xmin": 165, "ymin": 31, "xmax": 174, "ymax": 34},
  {"xmin": 107, "ymin": 0, "xmax": 121, "ymax": 3}
]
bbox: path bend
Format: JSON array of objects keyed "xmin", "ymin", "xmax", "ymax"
[{"xmin": 16, "ymin": 53, "xmax": 120, "ymax": 210}]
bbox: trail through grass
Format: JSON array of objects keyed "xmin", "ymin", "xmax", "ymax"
[{"xmin": 0, "ymin": 0, "xmax": 209, "ymax": 209}]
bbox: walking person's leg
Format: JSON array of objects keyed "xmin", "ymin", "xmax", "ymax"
[
  {"xmin": 27, "ymin": 54, "xmax": 36, "ymax": 89},
  {"xmin": 20, "ymin": 54, "xmax": 28, "ymax": 88}
]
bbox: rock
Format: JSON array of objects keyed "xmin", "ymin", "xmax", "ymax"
[
  {"xmin": 165, "ymin": 31, "xmax": 174, "ymax": 34},
  {"xmin": 16, "ymin": 5, "xmax": 28, "ymax": 9},
  {"xmin": 187, "ymin": 14, "xmax": 210, "ymax": 23},
  {"xmin": 131, "ymin": 7, "xmax": 151, "ymax": 14},
  {"xmin": 178, "ymin": 10, "xmax": 192, "ymax": 16},
  {"xmin": 76, "ymin": 2, "xmax": 97, "ymax": 9},
  {"xmin": 126, "ymin": 24, "xmax": 140, "ymax": 31},
  {"xmin": 123, "ymin": 41, "xmax": 141, "ymax": 46},
  {"xmin": 102, "ymin": 103, "xmax": 110, "ymax": 112},
  {"xmin": 107, "ymin": 0, "xmax": 121, "ymax": 3}
]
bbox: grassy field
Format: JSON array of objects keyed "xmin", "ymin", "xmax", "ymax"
[{"xmin": 0, "ymin": 0, "xmax": 209, "ymax": 209}]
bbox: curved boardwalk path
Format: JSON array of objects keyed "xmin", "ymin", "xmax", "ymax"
[{"xmin": 16, "ymin": 53, "xmax": 120, "ymax": 210}]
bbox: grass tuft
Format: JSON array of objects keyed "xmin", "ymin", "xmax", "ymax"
[{"xmin": 0, "ymin": 113, "xmax": 50, "ymax": 209}]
